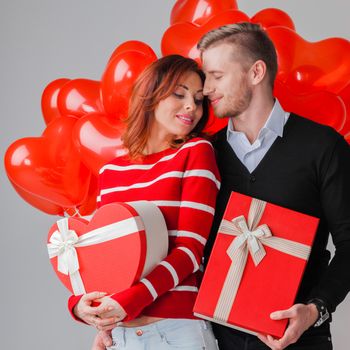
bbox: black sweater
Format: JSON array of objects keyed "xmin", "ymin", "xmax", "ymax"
[{"xmin": 205, "ymin": 114, "xmax": 350, "ymax": 317}]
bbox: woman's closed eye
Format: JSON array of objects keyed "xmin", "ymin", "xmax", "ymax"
[{"xmin": 173, "ymin": 92, "xmax": 184, "ymax": 99}]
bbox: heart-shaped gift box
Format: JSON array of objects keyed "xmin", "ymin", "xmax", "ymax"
[{"xmin": 47, "ymin": 201, "xmax": 168, "ymax": 295}]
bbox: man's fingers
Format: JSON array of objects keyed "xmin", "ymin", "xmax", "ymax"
[
  {"xmin": 270, "ymin": 309, "xmax": 293, "ymax": 320},
  {"xmin": 257, "ymin": 330, "xmax": 298, "ymax": 350},
  {"xmin": 256, "ymin": 333, "xmax": 269, "ymax": 344},
  {"xmin": 278, "ymin": 324, "xmax": 301, "ymax": 347},
  {"xmin": 257, "ymin": 333, "xmax": 285, "ymax": 350}
]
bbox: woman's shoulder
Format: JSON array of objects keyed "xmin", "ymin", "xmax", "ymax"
[
  {"xmin": 181, "ymin": 136, "xmax": 214, "ymax": 151},
  {"xmin": 180, "ymin": 137, "xmax": 218, "ymax": 172},
  {"xmin": 174, "ymin": 137, "xmax": 217, "ymax": 166},
  {"xmin": 98, "ymin": 152, "xmax": 133, "ymax": 175}
]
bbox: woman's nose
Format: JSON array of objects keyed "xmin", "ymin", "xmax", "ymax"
[{"xmin": 185, "ymin": 98, "xmax": 196, "ymax": 111}]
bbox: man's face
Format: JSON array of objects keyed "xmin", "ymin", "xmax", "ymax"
[{"xmin": 202, "ymin": 43, "xmax": 252, "ymax": 118}]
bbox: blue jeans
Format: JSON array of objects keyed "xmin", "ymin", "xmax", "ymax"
[{"xmin": 107, "ymin": 319, "xmax": 219, "ymax": 349}]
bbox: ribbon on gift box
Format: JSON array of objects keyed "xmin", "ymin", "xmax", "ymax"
[
  {"xmin": 47, "ymin": 215, "xmax": 144, "ymax": 295},
  {"xmin": 213, "ymin": 198, "xmax": 311, "ymax": 322}
]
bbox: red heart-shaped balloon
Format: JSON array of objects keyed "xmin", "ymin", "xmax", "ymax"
[
  {"xmin": 267, "ymin": 27, "xmax": 350, "ymax": 95},
  {"xmin": 64, "ymin": 175, "xmax": 98, "ymax": 217},
  {"xmin": 338, "ymin": 83, "xmax": 350, "ymax": 136},
  {"xmin": 9, "ymin": 178, "xmax": 64, "ymax": 215},
  {"xmin": 170, "ymin": 0, "xmax": 238, "ymax": 26},
  {"xmin": 72, "ymin": 112, "xmax": 127, "ymax": 175},
  {"xmin": 162, "ymin": 10, "xmax": 250, "ymax": 63},
  {"xmin": 57, "ymin": 79, "xmax": 104, "ymax": 118},
  {"xmin": 251, "ymin": 8, "xmax": 295, "ymax": 31},
  {"xmin": 41, "ymin": 78, "xmax": 71, "ymax": 125},
  {"xmin": 101, "ymin": 51, "xmax": 156, "ymax": 120},
  {"xmin": 5, "ymin": 116, "xmax": 91, "ymax": 207},
  {"xmin": 275, "ymin": 79, "xmax": 346, "ymax": 131},
  {"xmin": 108, "ymin": 40, "xmax": 157, "ymax": 64}
]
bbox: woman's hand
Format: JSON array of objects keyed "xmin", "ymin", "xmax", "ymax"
[
  {"xmin": 94, "ymin": 295, "xmax": 127, "ymax": 321},
  {"xmin": 73, "ymin": 291, "xmax": 125, "ymax": 331},
  {"xmin": 91, "ymin": 330, "xmax": 113, "ymax": 350}
]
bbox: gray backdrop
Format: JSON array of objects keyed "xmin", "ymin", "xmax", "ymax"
[{"xmin": 1, "ymin": 1, "xmax": 349, "ymax": 349}]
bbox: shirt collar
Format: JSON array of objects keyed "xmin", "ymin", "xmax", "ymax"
[
  {"xmin": 264, "ymin": 99, "xmax": 286, "ymax": 138},
  {"xmin": 227, "ymin": 99, "xmax": 288, "ymax": 140}
]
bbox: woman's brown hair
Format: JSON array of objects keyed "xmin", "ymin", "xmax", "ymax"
[{"xmin": 122, "ymin": 55, "xmax": 209, "ymax": 160}]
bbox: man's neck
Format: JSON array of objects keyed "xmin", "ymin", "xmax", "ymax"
[{"xmin": 231, "ymin": 93, "xmax": 275, "ymax": 144}]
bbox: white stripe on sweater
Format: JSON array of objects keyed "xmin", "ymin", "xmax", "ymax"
[
  {"xmin": 97, "ymin": 198, "xmax": 215, "ymax": 215},
  {"xmin": 177, "ymin": 247, "xmax": 199, "ymax": 273},
  {"xmin": 168, "ymin": 230, "xmax": 207, "ymax": 245},
  {"xmin": 184, "ymin": 169, "xmax": 221, "ymax": 189},
  {"xmin": 151, "ymin": 201, "xmax": 215, "ymax": 215},
  {"xmin": 140, "ymin": 278, "xmax": 158, "ymax": 300},
  {"xmin": 170, "ymin": 286, "xmax": 198, "ymax": 292},
  {"xmin": 99, "ymin": 139, "xmax": 213, "ymax": 174},
  {"xmin": 159, "ymin": 261, "xmax": 179, "ymax": 287},
  {"xmin": 100, "ymin": 169, "xmax": 220, "ymax": 196}
]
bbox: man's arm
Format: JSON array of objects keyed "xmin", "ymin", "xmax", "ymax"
[
  {"xmin": 258, "ymin": 134, "xmax": 350, "ymax": 350},
  {"xmin": 309, "ymin": 135, "xmax": 350, "ymax": 310}
]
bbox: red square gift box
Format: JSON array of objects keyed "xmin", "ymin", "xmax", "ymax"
[
  {"xmin": 194, "ymin": 192, "xmax": 319, "ymax": 338},
  {"xmin": 47, "ymin": 201, "xmax": 168, "ymax": 296}
]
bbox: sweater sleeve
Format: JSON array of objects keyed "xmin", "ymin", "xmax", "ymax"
[
  {"xmin": 110, "ymin": 141, "xmax": 221, "ymax": 320},
  {"xmin": 310, "ymin": 135, "xmax": 350, "ymax": 312}
]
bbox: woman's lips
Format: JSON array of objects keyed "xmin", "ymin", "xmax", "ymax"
[{"xmin": 176, "ymin": 114, "xmax": 194, "ymax": 125}]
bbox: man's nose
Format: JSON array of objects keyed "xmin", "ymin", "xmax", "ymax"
[{"xmin": 203, "ymin": 81, "xmax": 214, "ymax": 96}]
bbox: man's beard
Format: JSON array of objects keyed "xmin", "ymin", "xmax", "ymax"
[{"xmin": 215, "ymin": 87, "xmax": 252, "ymax": 119}]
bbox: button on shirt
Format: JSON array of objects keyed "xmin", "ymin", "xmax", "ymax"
[{"xmin": 226, "ymin": 100, "xmax": 290, "ymax": 173}]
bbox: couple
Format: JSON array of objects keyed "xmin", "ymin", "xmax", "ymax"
[{"xmin": 69, "ymin": 23, "xmax": 350, "ymax": 350}]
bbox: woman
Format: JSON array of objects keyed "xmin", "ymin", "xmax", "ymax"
[{"xmin": 69, "ymin": 55, "xmax": 221, "ymax": 349}]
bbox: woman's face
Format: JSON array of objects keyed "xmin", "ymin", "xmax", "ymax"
[{"xmin": 152, "ymin": 71, "xmax": 204, "ymax": 141}]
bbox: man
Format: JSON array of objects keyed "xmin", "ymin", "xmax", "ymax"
[
  {"xmin": 198, "ymin": 22, "xmax": 350, "ymax": 350},
  {"xmin": 91, "ymin": 22, "xmax": 350, "ymax": 350}
]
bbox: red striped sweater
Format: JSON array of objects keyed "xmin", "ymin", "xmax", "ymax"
[{"xmin": 68, "ymin": 137, "xmax": 220, "ymax": 320}]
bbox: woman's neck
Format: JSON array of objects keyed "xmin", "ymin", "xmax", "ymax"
[{"xmin": 143, "ymin": 129, "xmax": 172, "ymax": 155}]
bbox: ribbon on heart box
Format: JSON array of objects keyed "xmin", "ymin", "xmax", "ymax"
[{"xmin": 47, "ymin": 201, "xmax": 168, "ymax": 295}]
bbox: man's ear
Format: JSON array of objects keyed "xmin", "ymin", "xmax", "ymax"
[{"xmin": 249, "ymin": 60, "xmax": 267, "ymax": 86}]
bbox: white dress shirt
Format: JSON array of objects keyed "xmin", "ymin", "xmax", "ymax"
[{"xmin": 226, "ymin": 99, "xmax": 290, "ymax": 173}]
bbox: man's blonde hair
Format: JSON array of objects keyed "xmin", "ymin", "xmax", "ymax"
[{"xmin": 198, "ymin": 22, "xmax": 278, "ymax": 88}]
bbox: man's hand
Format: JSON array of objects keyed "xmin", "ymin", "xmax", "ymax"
[
  {"xmin": 73, "ymin": 291, "xmax": 125, "ymax": 331},
  {"xmin": 91, "ymin": 330, "xmax": 113, "ymax": 350},
  {"xmin": 257, "ymin": 303, "xmax": 319, "ymax": 350}
]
